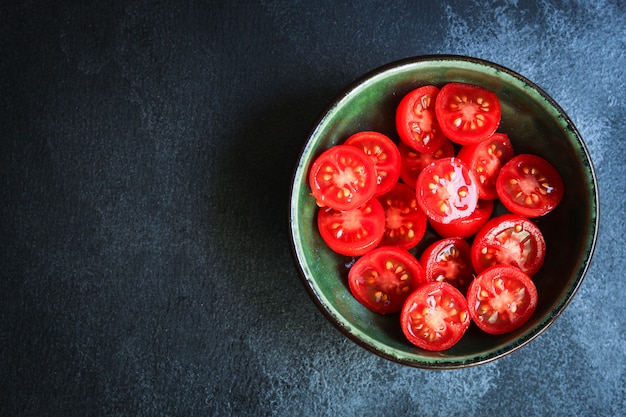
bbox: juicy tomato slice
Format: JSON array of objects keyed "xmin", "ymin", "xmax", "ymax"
[
  {"xmin": 309, "ymin": 144, "xmax": 378, "ymax": 211},
  {"xmin": 496, "ymin": 154, "xmax": 564, "ymax": 217},
  {"xmin": 378, "ymin": 183, "xmax": 427, "ymax": 250},
  {"xmin": 429, "ymin": 198, "xmax": 494, "ymax": 239},
  {"xmin": 435, "ymin": 82, "xmax": 501, "ymax": 145},
  {"xmin": 419, "ymin": 237, "xmax": 474, "ymax": 293},
  {"xmin": 471, "ymin": 214, "xmax": 546, "ymax": 277},
  {"xmin": 395, "ymin": 85, "xmax": 448, "ymax": 153},
  {"xmin": 457, "ymin": 133, "xmax": 514, "ymax": 200},
  {"xmin": 400, "ymin": 282, "xmax": 471, "ymax": 351},
  {"xmin": 415, "ymin": 157, "xmax": 478, "ymax": 224},
  {"xmin": 317, "ymin": 197, "xmax": 385, "ymax": 257},
  {"xmin": 344, "ymin": 131, "xmax": 402, "ymax": 196},
  {"xmin": 348, "ymin": 246, "xmax": 426, "ymax": 314},
  {"xmin": 466, "ymin": 265, "xmax": 538, "ymax": 335},
  {"xmin": 398, "ymin": 139, "xmax": 455, "ymax": 189}
]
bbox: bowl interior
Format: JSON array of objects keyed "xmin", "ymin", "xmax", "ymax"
[{"xmin": 289, "ymin": 56, "xmax": 598, "ymax": 368}]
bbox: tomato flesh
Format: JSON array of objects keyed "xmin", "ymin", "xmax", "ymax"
[
  {"xmin": 435, "ymin": 82, "xmax": 501, "ymax": 145},
  {"xmin": 345, "ymin": 131, "xmax": 401, "ymax": 196},
  {"xmin": 317, "ymin": 197, "xmax": 385, "ymax": 257},
  {"xmin": 398, "ymin": 139, "xmax": 455, "ymax": 190},
  {"xmin": 378, "ymin": 183, "xmax": 427, "ymax": 250},
  {"xmin": 429, "ymin": 198, "xmax": 494, "ymax": 239},
  {"xmin": 400, "ymin": 282, "xmax": 470, "ymax": 351},
  {"xmin": 467, "ymin": 265, "xmax": 538, "ymax": 335},
  {"xmin": 419, "ymin": 237, "xmax": 474, "ymax": 293},
  {"xmin": 309, "ymin": 145, "xmax": 378, "ymax": 211},
  {"xmin": 496, "ymin": 154, "xmax": 564, "ymax": 217},
  {"xmin": 471, "ymin": 214, "xmax": 546, "ymax": 277},
  {"xmin": 396, "ymin": 86, "xmax": 447, "ymax": 153},
  {"xmin": 348, "ymin": 246, "xmax": 426, "ymax": 314}
]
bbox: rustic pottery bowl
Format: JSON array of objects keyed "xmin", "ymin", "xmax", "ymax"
[{"xmin": 289, "ymin": 55, "xmax": 598, "ymax": 369}]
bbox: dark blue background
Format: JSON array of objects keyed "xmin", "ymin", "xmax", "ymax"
[{"xmin": 1, "ymin": 1, "xmax": 624, "ymax": 416}]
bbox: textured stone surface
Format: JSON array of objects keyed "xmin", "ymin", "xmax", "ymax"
[{"xmin": 1, "ymin": 1, "xmax": 624, "ymax": 416}]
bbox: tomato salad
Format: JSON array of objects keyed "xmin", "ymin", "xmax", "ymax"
[{"xmin": 307, "ymin": 82, "xmax": 564, "ymax": 352}]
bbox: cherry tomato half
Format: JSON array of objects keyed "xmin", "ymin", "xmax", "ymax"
[
  {"xmin": 396, "ymin": 86, "xmax": 447, "ymax": 153},
  {"xmin": 429, "ymin": 198, "xmax": 494, "ymax": 239},
  {"xmin": 471, "ymin": 214, "xmax": 546, "ymax": 277},
  {"xmin": 345, "ymin": 131, "xmax": 401, "ymax": 196},
  {"xmin": 419, "ymin": 237, "xmax": 474, "ymax": 293},
  {"xmin": 317, "ymin": 197, "xmax": 385, "ymax": 257},
  {"xmin": 398, "ymin": 139, "xmax": 455, "ymax": 189},
  {"xmin": 457, "ymin": 133, "xmax": 514, "ymax": 200},
  {"xmin": 416, "ymin": 157, "xmax": 478, "ymax": 224},
  {"xmin": 378, "ymin": 183, "xmax": 427, "ymax": 250},
  {"xmin": 348, "ymin": 246, "xmax": 426, "ymax": 314},
  {"xmin": 309, "ymin": 145, "xmax": 378, "ymax": 211},
  {"xmin": 435, "ymin": 82, "xmax": 501, "ymax": 145},
  {"xmin": 466, "ymin": 265, "xmax": 538, "ymax": 335},
  {"xmin": 496, "ymin": 154, "xmax": 564, "ymax": 217},
  {"xmin": 400, "ymin": 282, "xmax": 471, "ymax": 351}
]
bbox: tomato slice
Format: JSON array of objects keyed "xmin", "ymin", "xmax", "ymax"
[
  {"xmin": 466, "ymin": 265, "xmax": 538, "ymax": 335},
  {"xmin": 496, "ymin": 154, "xmax": 564, "ymax": 217},
  {"xmin": 317, "ymin": 197, "xmax": 385, "ymax": 257},
  {"xmin": 309, "ymin": 145, "xmax": 378, "ymax": 211},
  {"xmin": 457, "ymin": 133, "xmax": 514, "ymax": 200},
  {"xmin": 429, "ymin": 198, "xmax": 494, "ymax": 239},
  {"xmin": 395, "ymin": 86, "xmax": 447, "ymax": 153},
  {"xmin": 398, "ymin": 139, "xmax": 455, "ymax": 189},
  {"xmin": 415, "ymin": 157, "xmax": 478, "ymax": 224},
  {"xmin": 471, "ymin": 214, "xmax": 546, "ymax": 277},
  {"xmin": 344, "ymin": 131, "xmax": 401, "ymax": 196},
  {"xmin": 419, "ymin": 237, "xmax": 474, "ymax": 293},
  {"xmin": 348, "ymin": 246, "xmax": 426, "ymax": 314},
  {"xmin": 400, "ymin": 282, "xmax": 470, "ymax": 351},
  {"xmin": 378, "ymin": 183, "xmax": 427, "ymax": 250},
  {"xmin": 435, "ymin": 82, "xmax": 501, "ymax": 145}
]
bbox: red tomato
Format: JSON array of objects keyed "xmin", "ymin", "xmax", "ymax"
[
  {"xmin": 309, "ymin": 145, "xmax": 378, "ymax": 211},
  {"xmin": 466, "ymin": 265, "xmax": 538, "ymax": 335},
  {"xmin": 348, "ymin": 246, "xmax": 426, "ymax": 314},
  {"xmin": 344, "ymin": 131, "xmax": 401, "ymax": 196},
  {"xmin": 317, "ymin": 197, "xmax": 386, "ymax": 257},
  {"xmin": 395, "ymin": 86, "xmax": 448, "ymax": 153},
  {"xmin": 419, "ymin": 237, "xmax": 474, "ymax": 293},
  {"xmin": 378, "ymin": 183, "xmax": 427, "ymax": 250},
  {"xmin": 398, "ymin": 139, "xmax": 455, "ymax": 189},
  {"xmin": 429, "ymin": 198, "xmax": 494, "ymax": 239},
  {"xmin": 457, "ymin": 133, "xmax": 514, "ymax": 200},
  {"xmin": 471, "ymin": 214, "xmax": 546, "ymax": 277},
  {"xmin": 415, "ymin": 157, "xmax": 478, "ymax": 224},
  {"xmin": 400, "ymin": 282, "xmax": 471, "ymax": 351},
  {"xmin": 435, "ymin": 82, "xmax": 501, "ymax": 145},
  {"xmin": 496, "ymin": 154, "xmax": 564, "ymax": 217}
]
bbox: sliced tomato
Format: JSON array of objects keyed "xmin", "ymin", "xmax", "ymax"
[
  {"xmin": 466, "ymin": 265, "xmax": 538, "ymax": 335},
  {"xmin": 419, "ymin": 237, "xmax": 474, "ymax": 293},
  {"xmin": 309, "ymin": 144, "xmax": 378, "ymax": 211},
  {"xmin": 471, "ymin": 214, "xmax": 546, "ymax": 277},
  {"xmin": 378, "ymin": 183, "xmax": 427, "ymax": 250},
  {"xmin": 398, "ymin": 139, "xmax": 455, "ymax": 189},
  {"xmin": 496, "ymin": 154, "xmax": 564, "ymax": 217},
  {"xmin": 317, "ymin": 197, "xmax": 385, "ymax": 257},
  {"xmin": 400, "ymin": 282, "xmax": 470, "ymax": 351},
  {"xmin": 435, "ymin": 82, "xmax": 501, "ymax": 145},
  {"xmin": 348, "ymin": 246, "xmax": 426, "ymax": 314},
  {"xmin": 457, "ymin": 133, "xmax": 514, "ymax": 200},
  {"xmin": 429, "ymin": 198, "xmax": 494, "ymax": 239},
  {"xmin": 344, "ymin": 131, "xmax": 401, "ymax": 196},
  {"xmin": 415, "ymin": 157, "xmax": 478, "ymax": 224},
  {"xmin": 395, "ymin": 86, "xmax": 447, "ymax": 153}
]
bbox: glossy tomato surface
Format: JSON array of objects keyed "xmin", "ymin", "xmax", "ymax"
[
  {"xmin": 395, "ymin": 86, "xmax": 447, "ymax": 153},
  {"xmin": 467, "ymin": 265, "xmax": 538, "ymax": 335},
  {"xmin": 378, "ymin": 182, "xmax": 427, "ymax": 250},
  {"xmin": 419, "ymin": 237, "xmax": 474, "ymax": 293},
  {"xmin": 348, "ymin": 246, "xmax": 426, "ymax": 314},
  {"xmin": 400, "ymin": 282, "xmax": 470, "ymax": 351},
  {"xmin": 398, "ymin": 140, "xmax": 455, "ymax": 190},
  {"xmin": 429, "ymin": 198, "xmax": 494, "ymax": 239}
]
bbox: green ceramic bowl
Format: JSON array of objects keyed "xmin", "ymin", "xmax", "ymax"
[{"xmin": 289, "ymin": 55, "xmax": 598, "ymax": 369}]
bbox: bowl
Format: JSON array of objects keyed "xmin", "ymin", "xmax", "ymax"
[{"xmin": 288, "ymin": 55, "xmax": 599, "ymax": 369}]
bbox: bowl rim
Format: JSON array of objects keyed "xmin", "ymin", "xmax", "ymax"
[{"xmin": 288, "ymin": 54, "xmax": 600, "ymax": 369}]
